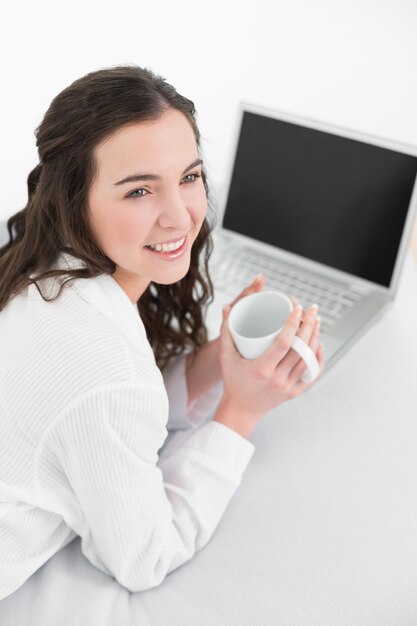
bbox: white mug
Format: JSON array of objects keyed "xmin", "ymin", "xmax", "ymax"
[{"xmin": 227, "ymin": 290, "xmax": 320, "ymax": 384}]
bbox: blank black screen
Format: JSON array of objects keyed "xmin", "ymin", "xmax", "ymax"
[{"xmin": 223, "ymin": 112, "xmax": 417, "ymax": 287}]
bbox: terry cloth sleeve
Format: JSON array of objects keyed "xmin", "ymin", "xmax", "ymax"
[
  {"xmin": 162, "ymin": 352, "xmax": 224, "ymax": 431},
  {"xmin": 34, "ymin": 382, "xmax": 254, "ymax": 593}
]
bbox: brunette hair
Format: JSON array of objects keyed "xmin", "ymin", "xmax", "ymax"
[{"xmin": 0, "ymin": 65, "xmax": 216, "ymax": 370}]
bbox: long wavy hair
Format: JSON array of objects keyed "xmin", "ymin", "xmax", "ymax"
[{"xmin": 0, "ymin": 65, "xmax": 216, "ymax": 371}]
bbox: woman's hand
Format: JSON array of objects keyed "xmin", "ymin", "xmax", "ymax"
[{"xmin": 213, "ymin": 299, "xmax": 325, "ymax": 438}]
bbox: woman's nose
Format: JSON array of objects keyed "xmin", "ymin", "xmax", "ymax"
[{"xmin": 157, "ymin": 191, "xmax": 192, "ymax": 231}]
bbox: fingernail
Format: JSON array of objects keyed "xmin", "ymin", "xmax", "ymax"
[
  {"xmin": 310, "ymin": 303, "xmax": 319, "ymax": 313},
  {"xmin": 253, "ymin": 273, "xmax": 263, "ymax": 283},
  {"xmin": 294, "ymin": 305, "xmax": 303, "ymax": 317}
]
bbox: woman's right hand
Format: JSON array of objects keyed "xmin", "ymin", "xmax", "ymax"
[{"xmin": 213, "ymin": 303, "xmax": 325, "ymax": 438}]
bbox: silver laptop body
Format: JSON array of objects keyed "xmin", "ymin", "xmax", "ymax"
[{"xmin": 206, "ymin": 102, "xmax": 417, "ymax": 374}]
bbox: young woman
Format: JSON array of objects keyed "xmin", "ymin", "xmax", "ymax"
[{"xmin": 0, "ymin": 65, "xmax": 324, "ymax": 599}]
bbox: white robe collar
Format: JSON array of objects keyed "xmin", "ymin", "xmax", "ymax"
[{"xmin": 52, "ymin": 251, "xmax": 155, "ymax": 362}]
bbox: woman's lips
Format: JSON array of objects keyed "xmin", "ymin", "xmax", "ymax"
[
  {"xmin": 146, "ymin": 234, "xmax": 187, "ymax": 247},
  {"xmin": 144, "ymin": 234, "xmax": 188, "ymax": 261}
]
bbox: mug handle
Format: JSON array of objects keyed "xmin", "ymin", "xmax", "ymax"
[{"xmin": 291, "ymin": 335, "xmax": 320, "ymax": 384}]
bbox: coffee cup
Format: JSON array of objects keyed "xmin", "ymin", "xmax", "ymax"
[{"xmin": 227, "ymin": 290, "xmax": 320, "ymax": 384}]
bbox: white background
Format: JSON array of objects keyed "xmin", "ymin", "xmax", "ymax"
[{"xmin": 1, "ymin": 0, "xmax": 417, "ymax": 252}]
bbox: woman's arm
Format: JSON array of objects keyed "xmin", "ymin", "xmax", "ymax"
[{"xmin": 35, "ymin": 383, "xmax": 254, "ymax": 593}]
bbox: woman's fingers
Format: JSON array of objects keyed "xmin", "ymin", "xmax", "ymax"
[
  {"xmin": 289, "ymin": 294, "xmax": 302, "ymax": 309},
  {"xmin": 225, "ymin": 291, "xmax": 323, "ymax": 391},
  {"xmin": 292, "ymin": 304, "xmax": 319, "ymax": 369},
  {"xmin": 228, "ymin": 274, "xmax": 265, "ymax": 308},
  {"xmin": 220, "ymin": 305, "xmax": 241, "ymax": 363},
  {"xmin": 259, "ymin": 305, "xmax": 304, "ymax": 370},
  {"xmin": 290, "ymin": 341, "xmax": 325, "ymax": 395},
  {"xmin": 272, "ymin": 304, "xmax": 319, "ymax": 375},
  {"xmin": 289, "ymin": 314, "xmax": 321, "ymax": 383}
]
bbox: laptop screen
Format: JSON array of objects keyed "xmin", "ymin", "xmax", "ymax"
[{"xmin": 222, "ymin": 111, "xmax": 417, "ymax": 287}]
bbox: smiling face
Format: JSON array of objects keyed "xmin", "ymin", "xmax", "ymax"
[{"xmin": 87, "ymin": 108, "xmax": 208, "ymax": 303}]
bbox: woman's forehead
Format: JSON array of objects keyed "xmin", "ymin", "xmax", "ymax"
[
  {"xmin": 93, "ymin": 110, "xmax": 197, "ymax": 175},
  {"xmin": 95, "ymin": 109, "xmax": 196, "ymax": 160},
  {"xmin": 98, "ymin": 110, "xmax": 195, "ymax": 151}
]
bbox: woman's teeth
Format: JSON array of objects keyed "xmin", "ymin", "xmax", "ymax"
[{"xmin": 146, "ymin": 236, "xmax": 186, "ymax": 252}]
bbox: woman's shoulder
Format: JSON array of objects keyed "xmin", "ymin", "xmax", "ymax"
[
  {"xmin": 3, "ymin": 269, "xmax": 153, "ymax": 380},
  {"xmin": 0, "ymin": 269, "xmax": 166, "ymax": 442},
  {"xmin": 1, "ymin": 250, "xmax": 162, "ymax": 387}
]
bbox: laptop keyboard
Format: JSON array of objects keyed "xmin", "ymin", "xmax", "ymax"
[{"xmin": 209, "ymin": 243, "xmax": 363, "ymax": 329}]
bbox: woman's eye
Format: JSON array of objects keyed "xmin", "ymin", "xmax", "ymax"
[
  {"xmin": 127, "ymin": 188, "xmax": 147, "ymax": 199},
  {"xmin": 126, "ymin": 173, "xmax": 201, "ymax": 199},
  {"xmin": 182, "ymin": 173, "xmax": 201, "ymax": 184}
]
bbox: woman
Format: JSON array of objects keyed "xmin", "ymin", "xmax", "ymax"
[{"xmin": 0, "ymin": 65, "xmax": 324, "ymax": 599}]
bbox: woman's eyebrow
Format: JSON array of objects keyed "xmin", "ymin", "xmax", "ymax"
[{"xmin": 114, "ymin": 158, "xmax": 203, "ymax": 186}]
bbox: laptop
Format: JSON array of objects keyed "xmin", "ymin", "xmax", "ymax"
[{"xmin": 205, "ymin": 102, "xmax": 417, "ymax": 374}]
